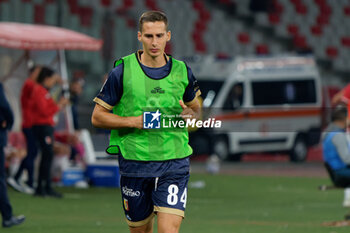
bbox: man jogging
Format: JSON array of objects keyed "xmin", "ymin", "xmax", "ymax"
[{"xmin": 92, "ymin": 11, "xmax": 201, "ymax": 233}]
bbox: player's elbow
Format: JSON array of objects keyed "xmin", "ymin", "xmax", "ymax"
[
  {"xmin": 91, "ymin": 113, "xmax": 98, "ymax": 127},
  {"xmin": 91, "ymin": 110, "xmax": 102, "ymax": 128},
  {"xmin": 91, "ymin": 104, "xmax": 113, "ymax": 129}
]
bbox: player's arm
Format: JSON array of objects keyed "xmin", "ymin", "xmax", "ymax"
[
  {"xmin": 91, "ymin": 65, "xmax": 143, "ymax": 129},
  {"xmin": 180, "ymin": 65, "xmax": 202, "ymax": 120},
  {"xmin": 179, "ymin": 98, "xmax": 201, "ymax": 120},
  {"xmin": 332, "ymin": 89, "xmax": 345, "ymax": 106},
  {"xmin": 91, "ymin": 104, "xmax": 142, "ymax": 129},
  {"xmin": 332, "ymin": 84, "xmax": 350, "ymax": 106}
]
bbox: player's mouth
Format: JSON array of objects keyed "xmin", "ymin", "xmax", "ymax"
[{"xmin": 150, "ymin": 48, "xmax": 159, "ymax": 53}]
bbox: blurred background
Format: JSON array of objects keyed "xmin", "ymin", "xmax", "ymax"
[
  {"xmin": 1, "ymin": 0, "xmax": 349, "ymax": 168},
  {"xmin": 1, "ymin": 0, "xmax": 348, "ymax": 130},
  {"xmin": 1, "ymin": 1, "xmax": 350, "ymax": 231}
]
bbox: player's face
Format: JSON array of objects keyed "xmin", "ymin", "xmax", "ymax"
[{"xmin": 138, "ymin": 21, "xmax": 171, "ymax": 59}]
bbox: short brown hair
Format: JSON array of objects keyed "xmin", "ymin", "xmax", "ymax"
[
  {"xmin": 332, "ymin": 106, "xmax": 348, "ymax": 122},
  {"xmin": 139, "ymin": 11, "xmax": 168, "ymax": 32}
]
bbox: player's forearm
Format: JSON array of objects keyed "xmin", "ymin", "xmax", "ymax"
[
  {"xmin": 186, "ymin": 99, "xmax": 202, "ymax": 120},
  {"xmin": 92, "ymin": 112, "xmax": 140, "ymax": 129},
  {"xmin": 191, "ymin": 104, "xmax": 202, "ymax": 120},
  {"xmin": 332, "ymin": 90, "xmax": 344, "ymax": 105},
  {"xmin": 91, "ymin": 105, "xmax": 141, "ymax": 129}
]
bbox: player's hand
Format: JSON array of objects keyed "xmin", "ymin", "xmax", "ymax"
[
  {"xmin": 58, "ymin": 97, "xmax": 69, "ymax": 109},
  {"xmin": 179, "ymin": 100, "xmax": 196, "ymax": 120},
  {"xmin": 1, "ymin": 120, "xmax": 6, "ymax": 128},
  {"xmin": 131, "ymin": 115, "xmax": 143, "ymax": 129}
]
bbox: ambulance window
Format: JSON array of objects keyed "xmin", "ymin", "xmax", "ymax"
[
  {"xmin": 252, "ymin": 79, "xmax": 316, "ymax": 105},
  {"xmin": 198, "ymin": 80, "xmax": 224, "ymax": 107},
  {"xmin": 223, "ymin": 82, "xmax": 244, "ymax": 110}
]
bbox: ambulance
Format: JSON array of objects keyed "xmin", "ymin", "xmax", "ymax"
[{"xmin": 187, "ymin": 55, "xmax": 322, "ymax": 162}]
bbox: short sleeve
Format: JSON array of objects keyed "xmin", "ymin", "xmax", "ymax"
[
  {"xmin": 183, "ymin": 65, "xmax": 201, "ymax": 103},
  {"xmin": 93, "ymin": 63, "xmax": 124, "ymax": 110}
]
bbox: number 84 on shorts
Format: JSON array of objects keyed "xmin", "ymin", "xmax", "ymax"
[{"xmin": 120, "ymin": 172, "xmax": 190, "ymax": 222}]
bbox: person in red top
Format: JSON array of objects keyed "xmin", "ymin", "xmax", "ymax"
[
  {"xmin": 31, "ymin": 67, "xmax": 68, "ymax": 198},
  {"xmin": 8, "ymin": 66, "xmax": 41, "ymax": 194},
  {"xmin": 21, "ymin": 66, "xmax": 41, "ymax": 129}
]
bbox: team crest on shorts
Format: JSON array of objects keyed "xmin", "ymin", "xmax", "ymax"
[{"xmin": 124, "ymin": 198, "xmax": 129, "ymax": 211}]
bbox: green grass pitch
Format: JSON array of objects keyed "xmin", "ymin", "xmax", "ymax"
[{"xmin": 5, "ymin": 173, "xmax": 350, "ymax": 232}]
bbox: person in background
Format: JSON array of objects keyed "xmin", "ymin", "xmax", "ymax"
[
  {"xmin": 223, "ymin": 83, "xmax": 243, "ymax": 110},
  {"xmin": 7, "ymin": 66, "xmax": 41, "ymax": 194},
  {"xmin": 0, "ymin": 82, "xmax": 26, "ymax": 228},
  {"xmin": 332, "ymin": 84, "xmax": 350, "ymax": 132},
  {"xmin": 332, "ymin": 84, "xmax": 350, "ymax": 107},
  {"xmin": 322, "ymin": 106, "xmax": 350, "ymax": 206},
  {"xmin": 4, "ymin": 134, "xmax": 26, "ymax": 178},
  {"xmin": 68, "ymin": 78, "xmax": 84, "ymax": 163},
  {"xmin": 70, "ymin": 77, "xmax": 84, "ymax": 131},
  {"xmin": 31, "ymin": 67, "xmax": 68, "ymax": 198}
]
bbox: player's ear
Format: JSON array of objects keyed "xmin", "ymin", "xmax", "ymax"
[
  {"xmin": 137, "ymin": 31, "xmax": 142, "ymax": 42},
  {"xmin": 166, "ymin": 30, "xmax": 171, "ymax": 42}
]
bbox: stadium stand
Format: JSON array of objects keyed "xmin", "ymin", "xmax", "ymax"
[
  {"xmin": 0, "ymin": 1, "xmax": 327, "ymax": 61},
  {"xmin": 235, "ymin": 0, "xmax": 350, "ymax": 73},
  {"xmin": 0, "ymin": 0, "xmax": 289, "ymax": 65}
]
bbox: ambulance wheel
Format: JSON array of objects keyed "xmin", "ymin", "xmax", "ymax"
[
  {"xmin": 289, "ymin": 136, "xmax": 308, "ymax": 162},
  {"xmin": 214, "ymin": 136, "xmax": 242, "ymax": 162}
]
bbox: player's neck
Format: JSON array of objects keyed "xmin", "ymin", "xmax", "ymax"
[
  {"xmin": 138, "ymin": 50, "xmax": 168, "ymax": 68},
  {"xmin": 334, "ymin": 120, "xmax": 346, "ymax": 130}
]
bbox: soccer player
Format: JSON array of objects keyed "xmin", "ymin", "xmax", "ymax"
[{"xmin": 92, "ymin": 11, "xmax": 201, "ymax": 233}]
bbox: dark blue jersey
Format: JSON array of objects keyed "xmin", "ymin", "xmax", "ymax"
[{"xmin": 94, "ymin": 53, "xmax": 200, "ymax": 177}]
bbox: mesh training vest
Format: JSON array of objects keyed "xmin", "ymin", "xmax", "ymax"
[{"xmin": 106, "ymin": 53, "xmax": 193, "ymax": 161}]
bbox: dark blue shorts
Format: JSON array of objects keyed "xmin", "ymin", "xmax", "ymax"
[{"xmin": 120, "ymin": 171, "xmax": 190, "ymax": 227}]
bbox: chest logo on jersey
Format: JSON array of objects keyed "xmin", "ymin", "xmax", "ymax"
[{"xmin": 151, "ymin": 86, "xmax": 165, "ymax": 94}]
